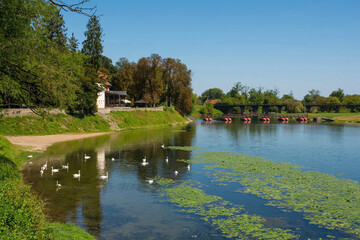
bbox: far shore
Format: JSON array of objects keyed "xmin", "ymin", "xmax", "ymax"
[{"xmin": 5, "ymin": 132, "xmax": 112, "ymax": 152}]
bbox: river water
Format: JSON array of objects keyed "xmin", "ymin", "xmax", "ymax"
[{"xmin": 22, "ymin": 119, "xmax": 360, "ymax": 239}]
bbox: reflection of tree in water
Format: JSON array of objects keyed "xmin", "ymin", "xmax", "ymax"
[
  {"xmin": 22, "ymin": 124, "xmax": 196, "ymax": 237},
  {"xmin": 106, "ymin": 124, "xmax": 196, "ymax": 183}
]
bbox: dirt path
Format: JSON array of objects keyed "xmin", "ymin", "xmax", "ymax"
[{"xmin": 5, "ymin": 132, "xmax": 111, "ymax": 152}]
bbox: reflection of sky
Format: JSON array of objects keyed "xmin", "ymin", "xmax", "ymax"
[{"xmin": 193, "ymin": 120, "xmax": 360, "ymax": 182}]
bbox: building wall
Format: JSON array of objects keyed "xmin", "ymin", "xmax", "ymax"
[{"xmin": 97, "ymin": 90, "xmax": 106, "ymax": 109}]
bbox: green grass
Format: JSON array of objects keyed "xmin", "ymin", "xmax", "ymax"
[
  {"xmin": 189, "ymin": 105, "xmax": 223, "ymax": 118},
  {"xmin": 45, "ymin": 222, "xmax": 95, "ymax": 240},
  {"xmin": 309, "ymin": 113, "xmax": 360, "ymax": 123},
  {"xmin": 109, "ymin": 107, "xmax": 188, "ymax": 130},
  {"xmin": 0, "ymin": 136, "xmax": 94, "ymax": 239},
  {"xmin": 0, "ymin": 114, "xmax": 111, "ymax": 136}
]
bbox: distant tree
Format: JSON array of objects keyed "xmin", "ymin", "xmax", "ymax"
[
  {"xmin": 227, "ymin": 82, "xmax": 248, "ymax": 98},
  {"xmin": 200, "ymin": 88, "xmax": 225, "ymax": 103},
  {"xmin": 112, "ymin": 61, "xmax": 136, "ymax": 94},
  {"xmin": 248, "ymin": 88, "xmax": 264, "ymax": 105},
  {"xmin": 303, "ymin": 89, "xmax": 321, "ymax": 104},
  {"xmin": 82, "ymin": 15, "xmax": 103, "ymax": 70},
  {"xmin": 344, "ymin": 95, "xmax": 360, "ymax": 112},
  {"xmin": 42, "ymin": 7, "xmax": 68, "ymax": 49},
  {"xmin": 100, "ymin": 55, "xmax": 118, "ymax": 75},
  {"xmin": 284, "ymin": 99, "xmax": 304, "ymax": 113},
  {"xmin": 330, "ymin": 88, "xmax": 345, "ymax": 102},
  {"xmin": 281, "ymin": 91, "xmax": 295, "ymax": 101},
  {"xmin": 115, "ymin": 57, "xmax": 130, "ymax": 70},
  {"xmin": 68, "ymin": 32, "xmax": 79, "ymax": 51}
]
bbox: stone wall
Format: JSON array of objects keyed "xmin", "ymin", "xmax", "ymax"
[
  {"xmin": 0, "ymin": 108, "xmax": 66, "ymax": 117},
  {"xmin": 97, "ymin": 107, "xmax": 163, "ymax": 114}
]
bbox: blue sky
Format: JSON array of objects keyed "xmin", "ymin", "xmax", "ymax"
[{"xmin": 63, "ymin": 0, "xmax": 360, "ymax": 99}]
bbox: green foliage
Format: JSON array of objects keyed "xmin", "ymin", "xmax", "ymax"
[
  {"xmin": 45, "ymin": 222, "xmax": 95, "ymax": 240},
  {"xmin": 200, "ymin": 88, "xmax": 225, "ymax": 103},
  {"xmin": 284, "ymin": 99, "xmax": 304, "ymax": 113},
  {"xmin": 0, "ymin": 114, "xmax": 110, "ymax": 136},
  {"xmin": 0, "ymin": 180, "xmax": 49, "ymax": 239},
  {"xmin": 82, "ymin": 15, "xmax": 103, "ymax": 70},
  {"xmin": 0, "ymin": 0, "xmax": 83, "ymax": 113},
  {"xmin": 109, "ymin": 108, "xmax": 187, "ymax": 130},
  {"xmin": 330, "ymin": 88, "xmax": 345, "ymax": 102}
]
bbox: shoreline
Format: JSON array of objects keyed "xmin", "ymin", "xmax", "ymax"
[{"xmin": 5, "ymin": 132, "xmax": 112, "ymax": 152}]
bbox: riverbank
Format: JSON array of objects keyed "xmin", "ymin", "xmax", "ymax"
[{"xmin": 0, "ymin": 136, "xmax": 95, "ymax": 239}]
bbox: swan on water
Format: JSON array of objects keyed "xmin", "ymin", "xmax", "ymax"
[
  {"xmin": 62, "ymin": 163, "xmax": 69, "ymax": 170},
  {"xmin": 100, "ymin": 172, "xmax": 109, "ymax": 180},
  {"xmin": 174, "ymin": 171, "xmax": 178, "ymax": 175},
  {"xmin": 165, "ymin": 156, "xmax": 168, "ymax": 163},
  {"xmin": 73, "ymin": 170, "xmax": 81, "ymax": 178},
  {"xmin": 148, "ymin": 180, "xmax": 154, "ymax": 184},
  {"xmin": 27, "ymin": 155, "xmax": 32, "ymax": 158},
  {"xmin": 187, "ymin": 165, "xmax": 191, "ymax": 170},
  {"xmin": 51, "ymin": 167, "xmax": 59, "ymax": 174},
  {"xmin": 111, "ymin": 158, "xmax": 115, "ymax": 161},
  {"xmin": 56, "ymin": 181, "xmax": 61, "ymax": 188},
  {"xmin": 161, "ymin": 144, "xmax": 165, "ymax": 148},
  {"xmin": 84, "ymin": 154, "xmax": 90, "ymax": 160}
]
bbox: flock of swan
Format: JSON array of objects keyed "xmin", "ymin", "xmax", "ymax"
[{"xmin": 38, "ymin": 144, "xmax": 191, "ymax": 188}]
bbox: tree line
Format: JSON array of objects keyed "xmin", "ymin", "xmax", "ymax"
[
  {"xmin": 0, "ymin": 0, "xmax": 194, "ymax": 116},
  {"xmin": 199, "ymin": 83, "xmax": 360, "ymax": 113}
]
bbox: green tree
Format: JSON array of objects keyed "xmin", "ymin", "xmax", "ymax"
[
  {"xmin": 303, "ymin": 89, "xmax": 321, "ymax": 104},
  {"xmin": 330, "ymin": 88, "xmax": 344, "ymax": 102},
  {"xmin": 68, "ymin": 32, "xmax": 79, "ymax": 51},
  {"xmin": 284, "ymin": 99, "xmax": 304, "ymax": 113},
  {"xmin": 82, "ymin": 15, "xmax": 103, "ymax": 71},
  {"xmin": 200, "ymin": 88, "xmax": 225, "ymax": 103},
  {"xmin": 0, "ymin": 0, "xmax": 81, "ymax": 115},
  {"xmin": 248, "ymin": 88, "xmax": 264, "ymax": 105}
]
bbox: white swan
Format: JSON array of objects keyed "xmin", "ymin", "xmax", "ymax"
[
  {"xmin": 51, "ymin": 167, "xmax": 59, "ymax": 174},
  {"xmin": 84, "ymin": 154, "xmax": 90, "ymax": 160},
  {"xmin": 148, "ymin": 180, "xmax": 154, "ymax": 184},
  {"xmin": 100, "ymin": 172, "xmax": 108, "ymax": 180},
  {"xmin": 27, "ymin": 155, "xmax": 32, "ymax": 158},
  {"xmin": 187, "ymin": 165, "xmax": 191, "ymax": 170},
  {"xmin": 174, "ymin": 171, "xmax": 178, "ymax": 175},
  {"xmin": 40, "ymin": 169, "xmax": 44, "ymax": 176},
  {"xmin": 161, "ymin": 144, "xmax": 165, "ymax": 148},
  {"xmin": 56, "ymin": 181, "xmax": 61, "ymax": 188},
  {"xmin": 111, "ymin": 158, "xmax": 115, "ymax": 161},
  {"xmin": 62, "ymin": 163, "xmax": 69, "ymax": 170},
  {"xmin": 143, "ymin": 156, "xmax": 146, "ymax": 161},
  {"xmin": 73, "ymin": 170, "xmax": 81, "ymax": 178},
  {"xmin": 165, "ymin": 156, "xmax": 168, "ymax": 163},
  {"xmin": 43, "ymin": 161, "xmax": 48, "ymax": 170},
  {"xmin": 141, "ymin": 161, "xmax": 149, "ymax": 166}
]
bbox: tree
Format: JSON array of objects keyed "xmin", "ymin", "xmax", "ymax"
[
  {"xmin": 42, "ymin": 8, "xmax": 68, "ymax": 49},
  {"xmin": 0, "ymin": 0, "xmax": 81, "ymax": 115},
  {"xmin": 248, "ymin": 88, "xmax": 264, "ymax": 105},
  {"xmin": 284, "ymin": 99, "xmax": 304, "ymax": 113},
  {"xmin": 68, "ymin": 33, "xmax": 79, "ymax": 51},
  {"xmin": 227, "ymin": 82, "xmax": 248, "ymax": 98},
  {"xmin": 200, "ymin": 88, "xmax": 225, "ymax": 103},
  {"xmin": 303, "ymin": 89, "xmax": 321, "ymax": 104},
  {"xmin": 330, "ymin": 88, "xmax": 344, "ymax": 102},
  {"xmin": 82, "ymin": 15, "xmax": 103, "ymax": 71}
]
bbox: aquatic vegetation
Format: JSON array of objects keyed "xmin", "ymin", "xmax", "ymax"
[
  {"xmin": 190, "ymin": 151, "xmax": 360, "ymax": 237},
  {"xmin": 163, "ymin": 183, "xmax": 297, "ymax": 239},
  {"xmin": 154, "ymin": 177, "xmax": 175, "ymax": 186},
  {"xmin": 166, "ymin": 146, "xmax": 200, "ymax": 151}
]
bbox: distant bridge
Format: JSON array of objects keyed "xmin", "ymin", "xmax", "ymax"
[{"xmin": 214, "ymin": 103, "xmax": 360, "ymax": 114}]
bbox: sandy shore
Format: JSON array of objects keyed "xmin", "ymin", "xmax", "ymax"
[{"xmin": 5, "ymin": 132, "xmax": 111, "ymax": 152}]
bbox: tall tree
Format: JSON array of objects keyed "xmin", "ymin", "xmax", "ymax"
[
  {"xmin": 82, "ymin": 15, "xmax": 103, "ymax": 71},
  {"xmin": 303, "ymin": 89, "xmax": 321, "ymax": 104},
  {"xmin": 42, "ymin": 8, "xmax": 68, "ymax": 49},
  {"xmin": 68, "ymin": 32, "xmax": 79, "ymax": 51}
]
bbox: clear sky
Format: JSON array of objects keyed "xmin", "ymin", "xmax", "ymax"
[{"xmin": 63, "ymin": 0, "xmax": 360, "ymax": 99}]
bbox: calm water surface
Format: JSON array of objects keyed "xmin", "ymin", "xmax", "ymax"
[{"xmin": 23, "ymin": 119, "xmax": 360, "ymax": 239}]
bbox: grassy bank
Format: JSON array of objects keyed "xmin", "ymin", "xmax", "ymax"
[
  {"xmin": 0, "ymin": 136, "xmax": 94, "ymax": 239},
  {"xmin": 108, "ymin": 107, "xmax": 189, "ymax": 130},
  {"xmin": 0, "ymin": 114, "xmax": 111, "ymax": 136},
  {"xmin": 0, "ymin": 108, "xmax": 189, "ymax": 136},
  {"xmin": 310, "ymin": 112, "xmax": 360, "ymax": 123}
]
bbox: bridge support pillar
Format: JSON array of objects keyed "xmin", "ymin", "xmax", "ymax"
[
  {"xmin": 276, "ymin": 105, "xmax": 283, "ymax": 113},
  {"xmin": 251, "ymin": 106, "xmax": 259, "ymax": 113},
  {"xmin": 263, "ymin": 106, "xmax": 270, "ymax": 114},
  {"xmin": 240, "ymin": 106, "xmax": 245, "ymax": 115}
]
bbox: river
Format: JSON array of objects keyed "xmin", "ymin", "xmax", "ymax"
[{"xmin": 23, "ymin": 119, "xmax": 360, "ymax": 239}]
